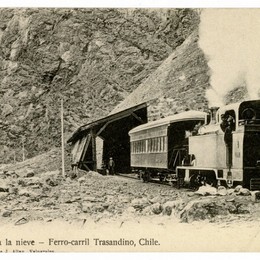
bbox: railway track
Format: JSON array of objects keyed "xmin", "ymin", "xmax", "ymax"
[{"xmin": 117, "ymin": 173, "xmax": 175, "ymax": 187}]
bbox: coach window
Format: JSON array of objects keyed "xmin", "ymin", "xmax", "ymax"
[
  {"xmin": 164, "ymin": 136, "xmax": 168, "ymax": 151},
  {"xmin": 162, "ymin": 136, "xmax": 165, "ymax": 152},
  {"xmin": 147, "ymin": 139, "xmax": 151, "ymax": 152}
]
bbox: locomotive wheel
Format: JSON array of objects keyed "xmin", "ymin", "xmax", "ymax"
[
  {"xmin": 142, "ymin": 171, "xmax": 150, "ymax": 182},
  {"xmin": 177, "ymin": 178, "xmax": 184, "ymax": 189},
  {"xmin": 205, "ymin": 173, "xmax": 217, "ymax": 187},
  {"xmin": 189, "ymin": 174, "xmax": 201, "ymax": 191}
]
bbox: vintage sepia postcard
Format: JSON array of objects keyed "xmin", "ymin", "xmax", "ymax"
[{"xmin": 0, "ymin": 3, "xmax": 260, "ymax": 253}]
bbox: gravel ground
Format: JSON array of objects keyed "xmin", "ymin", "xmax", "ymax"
[{"xmin": 1, "ymin": 152, "xmax": 260, "ymax": 251}]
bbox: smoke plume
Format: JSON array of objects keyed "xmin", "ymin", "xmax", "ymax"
[{"xmin": 199, "ymin": 9, "xmax": 260, "ymax": 107}]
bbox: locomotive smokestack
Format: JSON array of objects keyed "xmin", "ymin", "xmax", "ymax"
[{"xmin": 209, "ymin": 107, "xmax": 219, "ymax": 124}]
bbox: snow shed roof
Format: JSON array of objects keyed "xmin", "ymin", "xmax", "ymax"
[
  {"xmin": 129, "ymin": 110, "xmax": 207, "ymax": 135},
  {"xmin": 67, "ymin": 102, "xmax": 147, "ymax": 143}
]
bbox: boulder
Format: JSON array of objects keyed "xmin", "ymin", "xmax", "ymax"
[
  {"xmin": 187, "ymin": 192, "xmax": 196, "ymax": 197},
  {"xmin": 18, "ymin": 188, "xmax": 36, "ymax": 197},
  {"xmin": 16, "ymin": 168, "xmax": 34, "ymax": 178},
  {"xmin": 125, "ymin": 206, "xmax": 136, "ymax": 214},
  {"xmin": 235, "ymin": 203, "xmax": 251, "ymax": 214},
  {"xmin": 195, "ymin": 185, "xmax": 217, "ymax": 196},
  {"xmin": 8, "ymin": 186, "xmax": 18, "ymax": 194},
  {"xmin": 142, "ymin": 206, "xmax": 153, "ymax": 215},
  {"xmin": 162, "ymin": 200, "xmax": 179, "ymax": 216},
  {"xmin": 227, "ymin": 188, "xmax": 235, "ymax": 195},
  {"xmin": 179, "ymin": 199, "xmax": 229, "ymax": 223},
  {"xmin": 92, "ymin": 205, "xmax": 105, "ymax": 213},
  {"xmin": 234, "ymin": 185, "xmax": 243, "ymax": 193},
  {"xmin": 0, "ymin": 186, "xmax": 9, "ymax": 192},
  {"xmin": 82, "ymin": 202, "xmax": 93, "ymax": 213},
  {"xmin": 102, "ymin": 203, "xmax": 109, "ymax": 210},
  {"xmin": 131, "ymin": 198, "xmax": 150, "ymax": 210},
  {"xmin": 2, "ymin": 104, "xmax": 13, "ymax": 117},
  {"xmin": 217, "ymin": 186, "xmax": 227, "ymax": 196},
  {"xmin": 25, "ymin": 170, "xmax": 35, "ymax": 178},
  {"xmin": 78, "ymin": 177, "xmax": 86, "ymax": 185},
  {"xmin": 46, "ymin": 178, "xmax": 58, "ymax": 187},
  {"xmin": 238, "ymin": 188, "xmax": 251, "ymax": 196},
  {"xmin": 2, "ymin": 210, "xmax": 12, "ymax": 217},
  {"xmin": 251, "ymin": 191, "xmax": 260, "ymax": 202},
  {"xmin": 149, "ymin": 196, "xmax": 161, "ymax": 204},
  {"xmin": 151, "ymin": 202, "xmax": 162, "ymax": 214},
  {"xmin": 18, "ymin": 177, "xmax": 42, "ymax": 187},
  {"xmin": 0, "ymin": 180, "xmax": 9, "ymax": 192},
  {"xmin": 0, "ymin": 193, "xmax": 8, "ymax": 200}
]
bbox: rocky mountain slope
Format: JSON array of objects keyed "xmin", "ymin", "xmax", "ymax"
[{"xmin": 0, "ymin": 8, "xmax": 200, "ymax": 163}]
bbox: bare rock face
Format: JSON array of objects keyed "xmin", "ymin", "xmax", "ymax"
[{"xmin": 0, "ymin": 8, "xmax": 200, "ymax": 162}]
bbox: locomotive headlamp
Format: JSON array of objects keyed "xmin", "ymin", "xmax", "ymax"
[{"xmin": 227, "ymin": 171, "xmax": 233, "ymax": 188}]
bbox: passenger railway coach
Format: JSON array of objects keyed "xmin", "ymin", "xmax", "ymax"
[
  {"xmin": 128, "ymin": 110, "xmax": 207, "ymax": 182},
  {"xmin": 129, "ymin": 100, "xmax": 260, "ymax": 190}
]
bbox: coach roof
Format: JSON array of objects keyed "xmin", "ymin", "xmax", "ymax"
[{"xmin": 129, "ymin": 110, "xmax": 207, "ymax": 135}]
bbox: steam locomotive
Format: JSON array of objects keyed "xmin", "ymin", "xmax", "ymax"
[{"xmin": 129, "ymin": 100, "xmax": 260, "ymax": 190}]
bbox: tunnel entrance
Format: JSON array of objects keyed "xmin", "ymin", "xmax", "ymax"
[{"xmin": 68, "ymin": 103, "xmax": 147, "ymax": 174}]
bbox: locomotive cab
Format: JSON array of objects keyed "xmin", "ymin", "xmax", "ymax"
[{"xmin": 177, "ymin": 100, "xmax": 260, "ymax": 190}]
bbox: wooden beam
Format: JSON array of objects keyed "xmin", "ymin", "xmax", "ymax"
[
  {"xmin": 96, "ymin": 121, "xmax": 109, "ymax": 136},
  {"xmin": 131, "ymin": 112, "xmax": 145, "ymax": 123},
  {"xmin": 80, "ymin": 134, "xmax": 91, "ymax": 163}
]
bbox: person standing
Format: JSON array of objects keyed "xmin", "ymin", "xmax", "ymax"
[{"xmin": 108, "ymin": 157, "xmax": 115, "ymax": 175}]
